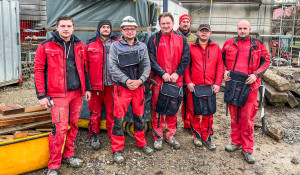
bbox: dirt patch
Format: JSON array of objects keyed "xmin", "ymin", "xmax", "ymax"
[{"xmin": 1, "ymin": 78, "xmax": 299, "ymax": 175}]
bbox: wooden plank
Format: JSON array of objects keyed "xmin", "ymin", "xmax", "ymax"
[
  {"xmin": 0, "ymin": 105, "xmax": 25, "ymax": 115},
  {"xmin": 0, "ymin": 135, "xmax": 14, "ymax": 142},
  {"xmin": 24, "ymin": 106, "xmax": 47, "ymax": 113},
  {"xmin": 13, "ymin": 131, "xmax": 28, "ymax": 139},
  {"xmin": 0, "ymin": 120, "xmax": 52, "ymax": 135},
  {"xmin": 0, "ymin": 114, "xmax": 50, "ymax": 127},
  {"xmin": 0, "ymin": 111, "xmax": 50, "ymax": 121},
  {"xmin": 36, "ymin": 128, "xmax": 52, "ymax": 132}
]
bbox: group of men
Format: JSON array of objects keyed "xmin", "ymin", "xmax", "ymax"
[{"xmin": 34, "ymin": 12, "xmax": 270, "ymax": 175}]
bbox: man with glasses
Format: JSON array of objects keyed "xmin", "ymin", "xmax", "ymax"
[
  {"xmin": 85, "ymin": 20, "xmax": 119, "ymax": 150},
  {"xmin": 147, "ymin": 12, "xmax": 190, "ymax": 150},
  {"xmin": 109, "ymin": 16, "xmax": 153, "ymax": 163},
  {"xmin": 177, "ymin": 14, "xmax": 197, "ymax": 134},
  {"xmin": 184, "ymin": 24, "xmax": 223, "ymax": 150}
]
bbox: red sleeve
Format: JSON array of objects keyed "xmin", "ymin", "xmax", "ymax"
[
  {"xmin": 84, "ymin": 44, "xmax": 90, "ymax": 74},
  {"xmin": 184, "ymin": 43, "xmax": 192, "ymax": 85},
  {"xmin": 215, "ymin": 46, "xmax": 224, "ymax": 86},
  {"xmin": 33, "ymin": 44, "xmax": 47, "ymax": 99},
  {"xmin": 184, "ymin": 61, "xmax": 192, "ymax": 85},
  {"xmin": 253, "ymin": 43, "xmax": 271, "ymax": 78},
  {"xmin": 221, "ymin": 41, "xmax": 229, "ymax": 71}
]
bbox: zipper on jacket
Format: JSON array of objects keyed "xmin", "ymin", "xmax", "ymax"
[
  {"xmin": 102, "ymin": 42, "xmax": 105, "ymax": 90},
  {"xmin": 60, "ymin": 43, "xmax": 67, "ymax": 96}
]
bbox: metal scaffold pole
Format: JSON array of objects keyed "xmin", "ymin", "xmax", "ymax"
[{"xmin": 209, "ymin": 0, "xmax": 213, "ymax": 25}]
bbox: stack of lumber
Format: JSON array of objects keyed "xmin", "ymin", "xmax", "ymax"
[
  {"xmin": 262, "ymin": 67, "xmax": 300, "ymax": 108},
  {"xmin": 0, "ymin": 105, "xmax": 52, "ymax": 142}
]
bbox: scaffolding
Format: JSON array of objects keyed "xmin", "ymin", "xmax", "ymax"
[{"xmin": 178, "ymin": 0, "xmax": 300, "ymax": 67}]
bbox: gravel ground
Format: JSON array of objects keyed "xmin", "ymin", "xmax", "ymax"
[{"xmin": 1, "ymin": 78, "xmax": 299, "ymax": 175}]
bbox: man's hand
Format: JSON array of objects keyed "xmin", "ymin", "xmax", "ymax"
[
  {"xmin": 127, "ymin": 79, "xmax": 142, "ymax": 90},
  {"xmin": 187, "ymin": 83, "xmax": 195, "ymax": 92},
  {"xmin": 38, "ymin": 98, "xmax": 50, "ymax": 108},
  {"xmin": 224, "ymin": 70, "xmax": 231, "ymax": 82},
  {"xmin": 85, "ymin": 91, "xmax": 91, "ymax": 101},
  {"xmin": 245, "ymin": 74, "xmax": 257, "ymax": 84},
  {"xmin": 162, "ymin": 73, "xmax": 171, "ymax": 82},
  {"xmin": 213, "ymin": 85, "xmax": 220, "ymax": 93},
  {"xmin": 170, "ymin": 73, "xmax": 179, "ymax": 83}
]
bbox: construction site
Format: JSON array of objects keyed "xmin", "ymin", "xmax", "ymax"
[{"xmin": 0, "ymin": 0, "xmax": 299, "ymax": 174}]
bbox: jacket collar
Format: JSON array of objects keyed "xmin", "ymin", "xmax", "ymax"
[
  {"xmin": 192, "ymin": 38, "xmax": 214, "ymax": 46},
  {"xmin": 233, "ymin": 36, "xmax": 257, "ymax": 49},
  {"xmin": 119, "ymin": 36, "xmax": 139, "ymax": 45},
  {"xmin": 177, "ymin": 28, "xmax": 191, "ymax": 37},
  {"xmin": 51, "ymin": 30, "xmax": 81, "ymax": 45}
]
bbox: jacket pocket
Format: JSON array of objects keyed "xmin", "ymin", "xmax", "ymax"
[{"xmin": 87, "ymin": 48, "xmax": 101, "ymax": 62}]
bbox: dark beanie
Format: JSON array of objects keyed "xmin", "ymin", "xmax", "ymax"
[{"xmin": 97, "ymin": 20, "xmax": 112, "ymax": 32}]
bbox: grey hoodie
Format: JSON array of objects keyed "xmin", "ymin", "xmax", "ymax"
[{"xmin": 109, "ymin": 36, "xmax": 151, "ymax": 85}]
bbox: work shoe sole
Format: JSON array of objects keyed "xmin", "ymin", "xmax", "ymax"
[
  {"xmin": 202, "ymin": 141, "xmax": 216, "ymax": 150},
  {"xmin": 242, "ymin": 151, "xmax": 255, "ymax": 164},
  {"xmin": 138, "ymin": 145, "xmax": 154, "ymax": 155},
  {"xmin": 193, "ymin": 138, "xmax": 202, "ymax": 147},
  {"xmin": 62, "ymin": 157, "xmax": 83, "ymax": 168},
  {"xmin": 154, "ymin": 140, "xmax": 163, "ymax": 151},
  {"xmin": 165, "ymin": 139, "xmax": 180, "ymax": 150},
  {"xmin": 225, "ymin": 144, "xmax": 242, "ymax": 152},
  {"xmin": 113, "ymin": 152, "xmax": 125, "ymax": 164}
]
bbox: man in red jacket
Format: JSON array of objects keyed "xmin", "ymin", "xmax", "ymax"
[
  {"xmin": 185, "ymin": 24, "xmax": 224, "ymax": 150},
  {"xmin": 34, "ymin": 15, "xmax": 91, "ymax": 175},
  {"xmin": 222, "ymin": 20, "xmax": 270, "ymax": 164},
  {"xmin": 147, "ymin": 12, "xmax": 190, "ymax": 150},
  {"xmin": 85, "ymin": 20, "xmax": 119, "ymax": 150},
  {"xmin": 177, "ymin": 14, "xmax": 197, "ymax": 134}
]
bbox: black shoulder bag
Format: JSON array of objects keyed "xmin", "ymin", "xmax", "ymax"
[
  {"xmin": 192, "ymin": 85, "xmax": 216, "ymax": 115},
  {"xmin": 155, "ymin": 82, "xmax": 183, "ymax": 116}
]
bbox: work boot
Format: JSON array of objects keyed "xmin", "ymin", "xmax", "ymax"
[
  {"xmin": 153, "ymin": 139, "xmax": 163, "ymax": 151},
  {"xmin": 193, "ymin": 138, "xmax": 202, "ymax": 147},
  {"xmin": 62, "ymin": 156, "xmax": 83, "ymax": 168},
  {"xmin": 165, "ymin": 137, "xmax": 180, "ymax": 150},
  {"xmin": 46, "ymin": 169, "xmax": 60, "ymax": 175},
  {"xmin": 113, "ymin": 151, "xmax": 125, "ymax": 163},
  {"xmin": 202, "ymin": 139, "xmax": 216, "ymax": 150},
  {"xmin": 225, "ymin": 144, "xmax": 241, "ymax": 152},
  {"xmin": 139, "ymin": 145, "xmax": 154, "ymax": 155},
  {"xmin": 91, "ymin": 132, "xmax": 101, "ymax": 150},
  {"xmin": 243, "ymin": 151, "xmax": 255, "ymax": 164}
]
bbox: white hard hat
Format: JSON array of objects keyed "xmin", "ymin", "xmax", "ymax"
[{"xmin": 120, "ymin": 16, "xmax": 138, "ymax": 28}]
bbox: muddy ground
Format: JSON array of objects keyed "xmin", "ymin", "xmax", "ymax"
[{"xmin": 0, "ymin": 77, "xmax": 299, "ymax": 175}]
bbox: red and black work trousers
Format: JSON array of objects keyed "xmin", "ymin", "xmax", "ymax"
[
  {"xmin": 181, "ymin": 87, "xmax": 192, "ymax": 129},
  {"xmin": 88, "ymin": 86, "xmax": 114, "ymax": 138},
  {"xmin": 187, "ymin": 90, "xmax": 214, "ymax": 141},
  {"xmin": 111, "ymin": 85, "xmax": 147, "ymax": 153},
  {"xmin": 151, "ymin": 83, "xmax": 178, "ymax": 141},
  {"xmin": 228, "ymin": 89, "xmax": 258, "ymax": 153},
  {"xmin": 48, "ymin": 89, "xmax": 83, "ymax": 170}
]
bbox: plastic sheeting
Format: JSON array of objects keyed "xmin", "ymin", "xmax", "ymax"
[{"xmin": 46, "ymin": 0, "xmax": 158, "ymax": 43}]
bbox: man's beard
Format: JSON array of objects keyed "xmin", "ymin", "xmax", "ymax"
[{"xmin": 238, "ymin": 34, "xmax": 249, "ymax": 41}]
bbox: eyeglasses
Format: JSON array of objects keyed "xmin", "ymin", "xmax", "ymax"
[
  {"xmin": 122, "ymin": 28, "xmax": 136, "ymax": 32},
  {"xmin": 199, "ymin": 30, "xmax": 210, "ymax": 33}
]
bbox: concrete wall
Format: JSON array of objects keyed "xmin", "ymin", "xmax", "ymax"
[
  {"xmin": 186, "ymin": 1, "xmax": 274, "ymax": 48},
  {"xmin": 151, "ymin": 0, "xmax": 189, "ymax": 30}
]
